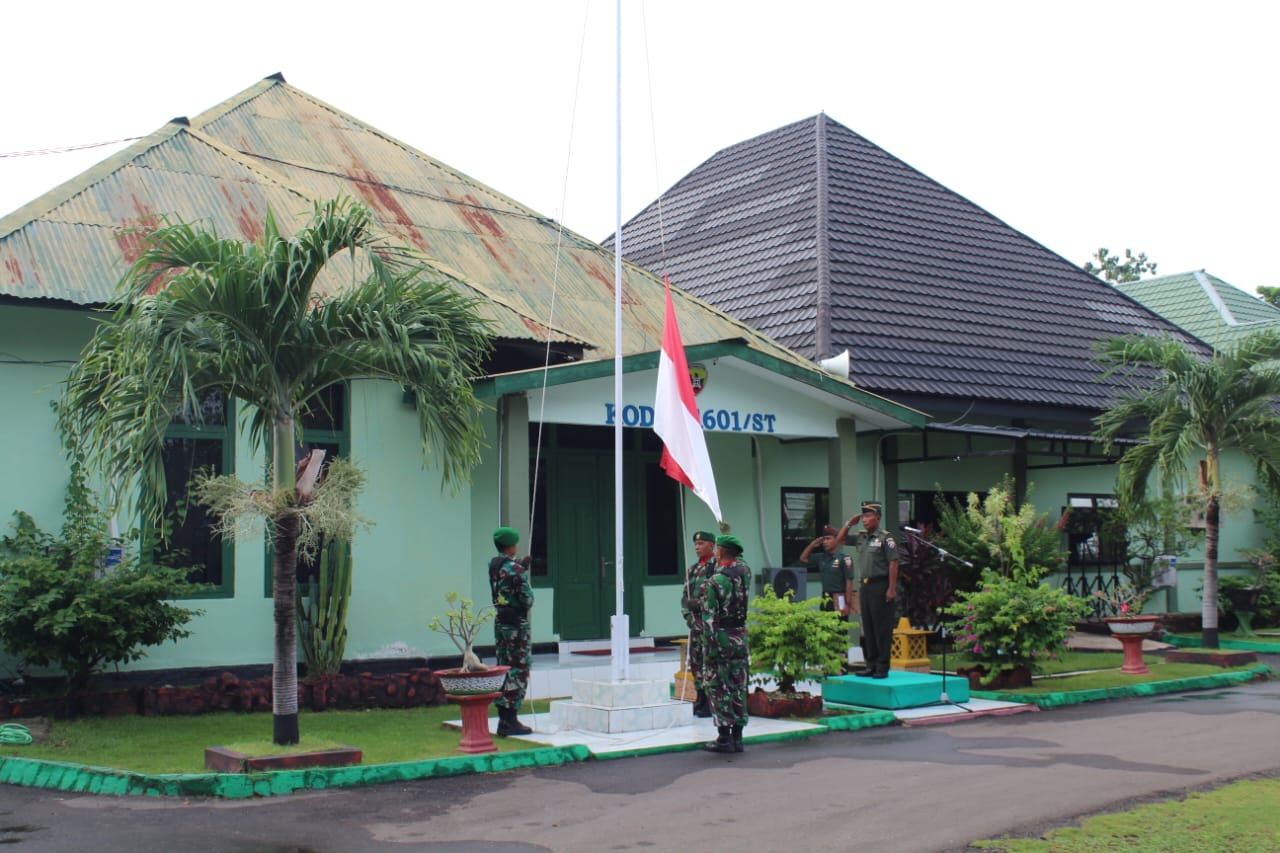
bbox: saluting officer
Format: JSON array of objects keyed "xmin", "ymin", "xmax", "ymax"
[
  {"xmin": 798, "ymin": 525, "xmax": 853, "ymax": 619},
  {"xmin": 838, "ymin": 502, "xmax": 899, "ymax": 679}
]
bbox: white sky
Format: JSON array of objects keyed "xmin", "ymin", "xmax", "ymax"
[{"xmin": 2, "ymin": 1, "xmax": 1276, "ymax": 291}]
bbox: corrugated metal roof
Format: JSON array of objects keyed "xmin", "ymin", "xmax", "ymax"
[{"xmin": 0, "ymin": 74, "xmax": 921, "ymax": 424}]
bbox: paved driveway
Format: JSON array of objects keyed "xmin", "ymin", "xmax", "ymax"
[{"xmin": 1, "ymin": 663, "xmax": 1277, "ymax": 852}]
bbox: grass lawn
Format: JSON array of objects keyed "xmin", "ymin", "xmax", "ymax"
[
  {"xmin": 945, "ymin": 650, "xmax": 1134, "ymax": 676},
  {"xmin": 0, "ymin": 699, "xmax": 557, "ymax": 775},
  {"xmin": 971, "ymin": 777, "xmax": 1280, "ymax": 851},
  {"xmin": 943, "ymin": 649, "xmax": 1266, "ymax": 694}
]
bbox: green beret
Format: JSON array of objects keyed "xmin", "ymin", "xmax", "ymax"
[
  {"xmin": 493, "ymin": 526, "xmax": 520, "ymax": 548},
  {"xmin": 715, "ymin": 534, "xmax": 744, "ymax": 555},
  {"xmin": 693, "ymin": 530, "xmax": 717, "ymax": 543},
  {"xmin": 861, "ymin": 501, "xmax": 883, "ymax": 515}
]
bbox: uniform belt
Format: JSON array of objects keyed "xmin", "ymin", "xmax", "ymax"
[
  {"xmin": 861, "ymin": 576, "xmax": 888, "ymax": 585},
  {"xmin": 714, "ymin": 619, "xmax": 745, "ymax": 629}
]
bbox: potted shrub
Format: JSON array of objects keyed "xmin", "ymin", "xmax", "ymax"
[
  {"xmin": 942, "ymin": 481, "xmax": 1089, "ymax": 689},
  {"xmin": 745, "ymin": 586, "xmax": 847, "ymax": 717},
  {"xmin": 428, "ymin": 592, "xmax": 510, "ymax": 754},
  {"xmin": 1218, "ymin": 551, "xmax": 1275, "ymax": 636},
  {"xmin": 945, "ymin": 570, "xmax": 1090, "ymax": 688},
  {"xmin": 1092, "ymin": 584, "xmax": 1163, "ymax": 674}
]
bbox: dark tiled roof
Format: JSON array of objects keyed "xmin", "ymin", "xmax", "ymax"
[{"xmin": 616, "ymin": 115, "xmax": 1199, "ymax": 416}]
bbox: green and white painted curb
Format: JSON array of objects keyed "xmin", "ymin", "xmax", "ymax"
[
  {"xmin": 972, "ymin": 663, "xmax": 1273, "ymax": 708},
  {"xmin": 0, "ymin": 744, "xmax": 590, "ymax": 799}
]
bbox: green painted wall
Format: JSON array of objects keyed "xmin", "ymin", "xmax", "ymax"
[
  {"xmin": 0, "ymin": 305, "xmax": 88, "ymax": 530},
  {"xmin": 5, "ymin": 303, "xmax": 1274, "ymax": 676}
]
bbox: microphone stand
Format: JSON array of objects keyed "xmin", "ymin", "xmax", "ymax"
[
  {"xmin": 934, "ymin": 620, "xmax": 971, "ymax": 713},
  {"xmin": 903, "ymin": 526, "xmax": 974, "ymax": 713}
]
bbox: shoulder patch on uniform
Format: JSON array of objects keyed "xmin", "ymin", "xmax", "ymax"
[{"xmin": 885, "ymin": 537, "xmax": 896, "ymax": 548}]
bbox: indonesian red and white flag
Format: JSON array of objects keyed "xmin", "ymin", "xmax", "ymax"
[{"xmin": 654, "ymin": 276, "xmax": 722, "ymax": 522}]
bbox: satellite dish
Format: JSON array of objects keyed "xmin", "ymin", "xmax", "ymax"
[{"xmin": 818, "ymin": 349, "xmax": 850, "ymax": 378}]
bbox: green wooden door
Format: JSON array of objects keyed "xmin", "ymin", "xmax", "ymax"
[{"xmin": 550, "ymin": 449, "xmax": 646, "ymax": 640}]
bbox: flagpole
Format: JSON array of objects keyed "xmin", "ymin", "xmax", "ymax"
[{"xmin": 610, "ymin": 0, "xmax": 629, "ymax": 684}]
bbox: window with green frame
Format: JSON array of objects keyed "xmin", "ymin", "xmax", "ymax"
[
  {"xmin": 265, "ymin": 383, "xmax": 350, "ymax": 595},
  {"xmin": 157, "ymin": 390, "xmax": 235, "ymax": 597}
]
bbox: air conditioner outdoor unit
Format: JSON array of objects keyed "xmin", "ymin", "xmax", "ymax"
[{"xmin": 758, "ymin": 567, "xmax": 808, "ymax": 601}]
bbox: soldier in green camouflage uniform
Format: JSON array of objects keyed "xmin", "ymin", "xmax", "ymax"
[
  {"xmin": 681, "ymin": 530, "xmax": 717, "ymax": 717},
  {"xmin": 702, "ymin": 534, "xmax": 751, "ymax": 753},
  {"xmin": 490, "ymin": 526, "xmax": 534, "ymax": 736}
]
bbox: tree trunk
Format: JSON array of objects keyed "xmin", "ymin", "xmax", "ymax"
[
  {"xmin": 272, "ymin": 415, "xmax": 300, "ymax": 745},
  {"xmin": 1201, "ymin": 494, "xmax": 1220, "ymax": 649}
]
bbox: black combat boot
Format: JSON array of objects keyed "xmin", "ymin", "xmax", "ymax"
[
  {"xmin": 496, "ymin": 705, "xmax": 532, "ymax": 736},
  {"xmin": 693, "ymin": 688, "xmax": 712, "ymax": 718},
  {"xmin": 731, "ymin": 724, "xmax": 744, "ymax": 753},
  {"xmin": 704, "ymin": 725, "xmax": 734, "ymax": 753}
]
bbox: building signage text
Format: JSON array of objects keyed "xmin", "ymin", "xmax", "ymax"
[{"xmin": 604, "ymin": 403, "xmax": 778, "ymax": 433}]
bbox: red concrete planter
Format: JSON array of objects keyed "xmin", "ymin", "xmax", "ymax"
[
  {"xmin": 746, "ymin": 688, "xmax": 823, "ymax": 718},
  {"xmin": 956, "ymin": 665, "xmax": 1033, "ymax": 690},
  {"xmin": 1105, "ymin": 616, "xmax": 1161, "ymax": 675},
  {"xmin": 1163, "ymin": 649, "xmax": 1257, "ymax": 667},
  {"xmin": 204, "ymin": 745, "xmax": 362, "ymax": 773}
]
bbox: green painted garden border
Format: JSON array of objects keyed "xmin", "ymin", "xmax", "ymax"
[
  {"xmin": 820, "ymin": 709, "xmax": 897, "ymax": 731},
  {"xmin": 13, "ymin": 669, "xmax": 1257, "ymax": 798},
  {"xmin": 971, "ymin": 663, "xmax": 1273, "ymax": 708},
  {"xmin": 0, "ymin": 744, "xmax": 590, "ymax": 799}
]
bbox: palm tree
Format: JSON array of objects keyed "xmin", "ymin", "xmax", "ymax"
[
  {"xmin": 59, "ymin": 198, "xmax": 492, "ymax": 744},
  {"xmin": 1095, "ymin": 330, "xmax": 1280, "ymax": 648}
]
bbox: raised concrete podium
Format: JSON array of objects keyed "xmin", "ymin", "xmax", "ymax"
[
  {"xmin": 548, "ymin": 678, "xmax": 691, "ymax": 733},
  {"xmin": 823, "ymin": 671, "xmax": 969, "ymax": 709}
]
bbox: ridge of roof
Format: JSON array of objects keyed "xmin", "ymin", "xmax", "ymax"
[
  {"xmin": 1194, "ymin": 270, "xmax": 1237, "ymax": 326},
  {"xmin": 194, "ymin": 75, "xmax": 607, "ymax": 258}
]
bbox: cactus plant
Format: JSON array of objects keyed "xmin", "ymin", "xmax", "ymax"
[{"xmin": 297, "ymin": 539, "xmax": 352, "ymax": 677}]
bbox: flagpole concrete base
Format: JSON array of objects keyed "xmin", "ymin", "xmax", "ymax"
[{"xmin": 549, "ymin": 677, "xmax": 691, "ymax": 734}]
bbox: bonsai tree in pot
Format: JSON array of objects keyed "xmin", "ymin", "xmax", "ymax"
[
  {"xmin": 428, "ymin": 592, "xmax": 510, "ymax": 754},
  {"xmin": 746, "ymin": 586, "xmax": 847, "ymax": 716},
  {"xmin": 429, "ymin": 591, "xmax": 494, "ymax": 671}
]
